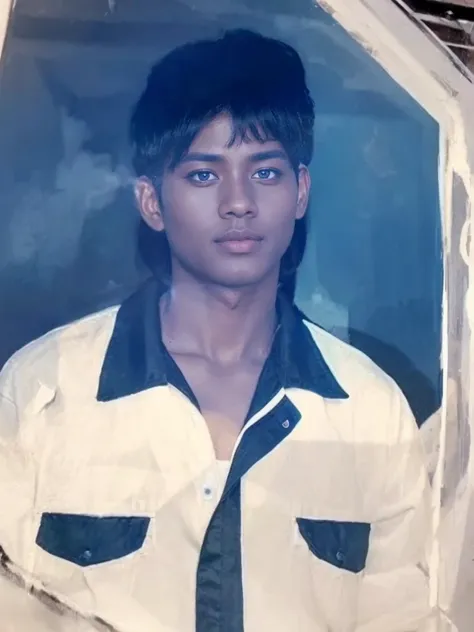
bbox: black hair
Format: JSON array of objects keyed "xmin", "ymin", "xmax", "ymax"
[{"xmin": 131, "ymin": 29, "xmax": 314, "ymax": 301}]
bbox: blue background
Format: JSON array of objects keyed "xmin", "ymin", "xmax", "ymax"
[{"xmin": 0, "ymin": 0, "xmax": 442, "ymax": 424}]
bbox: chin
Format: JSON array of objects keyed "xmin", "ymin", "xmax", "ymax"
[
  {"xmin": 191, "ymin": 256, "xmax": 276, "ymax": 289},
  {"xmin": 208, "ymin": 269, "xmax": 270, "ymax": 289}
]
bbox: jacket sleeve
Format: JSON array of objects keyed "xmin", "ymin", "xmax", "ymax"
[
  {"xmin": 0, "ymin": 358, "xmax": 100, "ymax": 632},
  {"xmin": 0, "ymin": 357, "xmax": 38, "ymax": 574},
  {"xmin": 356, "ymin": 385, "xmax": 457, "ymax": 632}
]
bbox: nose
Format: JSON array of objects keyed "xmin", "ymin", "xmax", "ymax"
[{"xmin": 217, "ymin": 176, "xmax": 258, "ymax": 219}]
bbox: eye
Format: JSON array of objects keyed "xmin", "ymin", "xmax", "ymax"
[
  {"xmin": 253, "ymin": 168, "xmax": 281, "ymax": 181},
  {"xmin": 187, "ymin": 170, "xmax": 218, "ymax": 183}
]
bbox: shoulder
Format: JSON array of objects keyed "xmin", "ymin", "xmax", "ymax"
[
  {"xmin": 303, "ymin": 320, "xmax": 418, "ymax": 442},
  {"xmin": 0, "ymin": 307, "xmax": 119, "ymax": 415},
  {"xmin": 304, "ymin": 320, "xmax": 394, "ymax": 393},
  {"xmin": 5, "ymin": 306, "xmax": 118, "ymax": 372}
]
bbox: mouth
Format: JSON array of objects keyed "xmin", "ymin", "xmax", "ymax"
[{"xmin": 214, "ymin": 230, "xmax": 264, "ymax": 255}]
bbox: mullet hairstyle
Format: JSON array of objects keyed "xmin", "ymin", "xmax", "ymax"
[{"xmin": 130, "ymin": 29, "xmax": 315, "ymax": 302}]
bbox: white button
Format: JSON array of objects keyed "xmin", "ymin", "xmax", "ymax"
[
  {"xmin": 282, "ymin": 419, "xmax": 290, "ymax": 429},
  {"xmin": 203, "ymin": 486, "xmax": 213, "ymax": 500}
]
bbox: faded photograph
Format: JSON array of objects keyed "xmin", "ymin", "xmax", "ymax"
[{"xmin": 0, "ymin": 1, "xmax": 448, "ymax": 631}]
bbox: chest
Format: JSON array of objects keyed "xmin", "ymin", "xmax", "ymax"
[
  {"xmin": 170, "ymin": 355, "xmax": 265, "ymax": 460},
  {"xmin": 31, "ymin": 386, "xmax": 380, "ymax": 523}
]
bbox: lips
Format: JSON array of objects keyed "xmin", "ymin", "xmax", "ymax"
[{"xmin": 215, "ymin": 229, "xmax": 263, "ymax": 254}]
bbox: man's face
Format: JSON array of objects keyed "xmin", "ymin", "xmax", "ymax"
[{"xmin": 135, "ymin": 113, "xmax": 310, "ymax": 289}]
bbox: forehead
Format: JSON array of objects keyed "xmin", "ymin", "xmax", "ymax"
[{"xmin": 187, "ymin": 113, "xmax": 286, "ymax": 157}]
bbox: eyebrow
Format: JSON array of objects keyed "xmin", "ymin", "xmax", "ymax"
[
  {"xmin": 180, "ymin": 152, "xmax": 224, "ymax": 164},
  {"xmin": 248, "ymin": 150, "xmax": 289, "ymax": 163},
  {"xmin": 179, "ymin": 149, "xmax": 289, "ymax": 165}
]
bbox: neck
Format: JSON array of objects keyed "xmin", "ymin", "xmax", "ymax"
[{"xmin": 160, "ymin": 271, "xmax": 279, "ymax": 365}]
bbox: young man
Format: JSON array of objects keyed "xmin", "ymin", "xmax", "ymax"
[{"xmin": 0, "ymin": 29, "xmax": 436, "ymax": 632}]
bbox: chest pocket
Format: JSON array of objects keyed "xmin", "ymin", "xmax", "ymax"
[
  {"xmin": 36, "ymin": 513, "xmax": 150, "ymax": 567},
  {"xmin": 296, "ymin": 518, "xmax": 370, "ymax": 574}
]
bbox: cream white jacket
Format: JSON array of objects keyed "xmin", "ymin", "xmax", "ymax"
[{"xmin": 0, "ymin": 280, "xmax": 437, "ymax": 632}]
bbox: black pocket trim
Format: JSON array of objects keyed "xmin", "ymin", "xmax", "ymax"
[
  {"xmin": 36, "ymin": 513, "xmax": 150, "ymax": 567},
  {"xmin": 296, "ymin": 518, "xmax": 370, "ymax": 574}
]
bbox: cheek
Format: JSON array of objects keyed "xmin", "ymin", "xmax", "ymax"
[
  {"xmin": 256, "ymin": 187, "xmax": 299, "ymax": 231},
  {"xmin": 161, "ymin": 186, "xmax": 215, "ymax": 236}
]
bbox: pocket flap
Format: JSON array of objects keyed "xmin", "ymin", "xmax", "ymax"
[
  {"xmin": 36, "ymin": 513, "xmax": 150, "ymax": 567},
  {"xmin": 296, "ymin": 518, "xmax": 370, "ymax": 574}
]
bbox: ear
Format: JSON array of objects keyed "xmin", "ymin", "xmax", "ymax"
[
  {"xmin": 296, "ymin": 165, "xmax": 311, "ymax": 220},
  {"xmin": 134, "ymin": 177, "xmax": 165, "ymax": 232}
]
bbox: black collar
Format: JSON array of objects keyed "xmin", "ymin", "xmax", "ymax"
[{"xmin": 97, "ymin": 279, "xmax": 348, "ymax": 403}]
